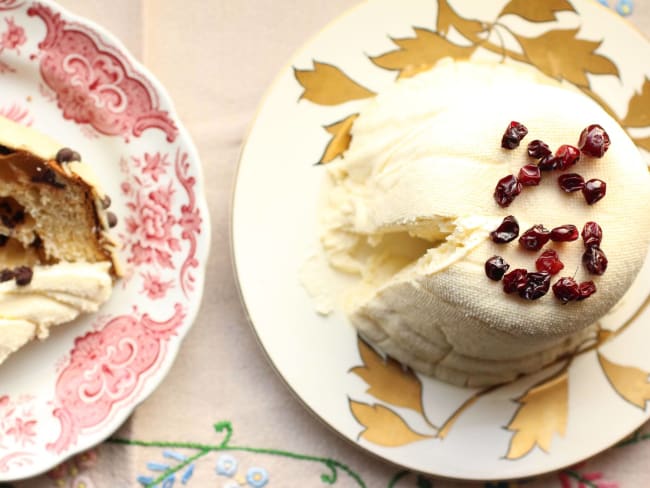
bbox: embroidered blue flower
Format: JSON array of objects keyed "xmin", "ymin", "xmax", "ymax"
[
  {"xmin": 616, "ymin": 0, "xmax": 633, "ymax": 16},
  {"xmin": 216, "ymin": 454, "xmax": 238, "ymax": 477},
  {"xmin": 246, "ymin": 467, "xmax": 269, "ymax": 488},
  {"xmin": 597, "ymin": 0, "xmax": 609, "ymax": 6}
]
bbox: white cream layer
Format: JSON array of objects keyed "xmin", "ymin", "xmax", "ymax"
[{"xmin": 0, "ymin": 261, "xmax": 112, "ymax": 364}]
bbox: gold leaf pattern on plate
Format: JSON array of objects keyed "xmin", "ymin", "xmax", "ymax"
[
  {"xmin": 349, "ymin": 400, "xmax": 432, "ymax": 447},
  {"xmin": 294, "ymin": 62, "xmax": 375, "ymax": 106},
  {"xmin": 623, "ymin": 78, "xmax": 650, "ymax": 128},
  {"xmin": 350, "ymin": 338, "xmax": 426, "ymax": 416},
  {"xmin": 370, "ymin": 28, "xmax": 477, "ymax": 79},
  {"xmin": 515, "ymin": 29, "xmax": 619, "ymax": 87},
  {"xmin": 598, "ymin": 353, "xmax": 650, "ymax": 409},
  {"xmin": 318, "ymin": 114, "xmax": 359, "ymax": 164},
  {"xmin": 498, "ymin": 0, "xmax": 575, "ymax": 23},
  {"xmin": 436, "ymin": 0, "xmax": 484, "ymax": 38},
  {"xmin": 633, "ymin": 136, "xmax": 650, "ymax": 153},
  {"xmin": 505, "ymin": 372, "xmax": 568, "ymax": 460}
]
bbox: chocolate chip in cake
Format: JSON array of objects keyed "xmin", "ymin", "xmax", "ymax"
[
  {"xmin": 0, "ymin": 235, "xmax": 8, "ymax": 247},
  {"xmin": 31, "ymin": 167, "xmax": 66, "ymax": 188},
  {"xmin": 0, "ymin": 268, "xmax": 14, "ymax": 282},
  {"xmin": 0, "ymin": 145, "xmax": 13, "ymax": 155},
  {"xmin": 107, "ymin": 211, "xmax": 118, "ymax": 228},
  {"xmin": 29, "ymin": 234, "xmax": 42, "ymax": 249},
  {"xmin": 13, "ymin": 266, "xmax": 33, "ymax": 286},
  {"xmin": 101, "ymin": 194, "xmax": 112, "ymax": 209},
  {"xmin": 11, "ymin": 209, "xmax": 24, "ymax": 225},
  {"xmin": 55, "ymin": 147, "xmax": 81, "ymax": 164}
]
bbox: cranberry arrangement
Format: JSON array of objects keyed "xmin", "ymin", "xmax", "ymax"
[
  {"xmin": 494, "ymin": 122, "xmax": 609, "ymax": 207},
  {"xmin": 486, "ymin": 122, "xmax": 611, "ymax": 302}
]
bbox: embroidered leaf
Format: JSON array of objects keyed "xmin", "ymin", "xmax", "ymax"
[
  {"xmin": 349, "ymin": 400, "xmax": 432, "ymax": 446},
  {"xmin": 505, "ymin": 372, "xmax": 568, "ymax": 459},
  {"xmin": 319, "ymin": 114, "xmax": 359, "ymax": 164},
  {"xmin": 350, "ymin": 338, "xmax": 425, "ymax": 415},
  {"xmin": 294, "ymin": 62, "xmax": 375, "ymax": 106},
  {"xmin": 622, "ymin": 78, "xmax": 650, "ymax": 128},
  {"xmin": 436, "ymin": 0, "xmax": 484, "ymax": 39},
  {"xmin": 633, "ymin": 136, "xmax": 650, "ymax": 153},
  {"xmin": 498, "ymin": 0, "xmax": 575, "ymax": 22},
  {"xmin": 516, "ymin": 29, "xmax": 619, "ymax": 87},
  {"xmin": 598, "ymin": 353, "xmax": 650, "ymax": 409},
  {"xmin": 370, "ymin": 28, "xmax": 477, "ymax": 79}
]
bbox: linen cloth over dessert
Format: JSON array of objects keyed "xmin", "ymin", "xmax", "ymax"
[
  {"xmin": 0, "ymin": 115, "xmax": 120, "ymax": 366},
  {"xmin": 311, "ymin": 60, "xmax": 650, "ymax": 387}
]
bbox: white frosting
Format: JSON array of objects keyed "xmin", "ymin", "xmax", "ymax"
[
  {"xmin": 316, "ymin": 60, "xmax": 650, "ymax": 386},
  {"xmin": 0, "ymin": 262, "xmax": 112, "ymax": 364}
]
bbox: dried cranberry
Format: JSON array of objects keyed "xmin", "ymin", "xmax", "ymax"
[
  {"xmin": 538, "ymin": 154, "xmax": 559, "ymax": 171},
  {"xmin": 490, "ymin": 215, "xmax": 520, "ymax": 243},
  {"xmin": 558, "ymin": 173, "xmax": 585, "ymax": 192},
  {"xmin": 581, "ymin": 221, "xmax": 603, "ymax": 248},
  {"xmin": 583, "ymin": 179, "xmax": 607, "ymax": 205},
  {"xmin": 485, "ymin": 256, "xmax": 510, "ymax": 281},
  {"xmin": 550, "ymin": 225, "xmax": 579, "ymax": 242},
  {"xmin": 527, "ymin": 140, "xmax": 552, "ymax": 159},
  {"xmin": 536, "ymin": 249, "xmax": 565, "ymax": 275},
  {"xmin": 518, "ymin": 164, "xmax": 541, "ymax": 186},
  {"xmin": 519, "ymin": 224, "xmax": 551, "ymax": 251},
  {"xmin": 494, "ymin": 175, "xmax": 522, "ymax": 207},
  {"xmin": 13, "ymin": 266, "xmax": 33, "ymax": 286},
  {"xmin": 577, "ymin": 281, "xmax": 597, "ymax": 300},
  {"xmin": 0, "ymin": 268, "xmax": 14, "ymax": 282},
  {"xmin": 554, "ymin": 145, "xmax": 580, "ymax": 170},
  {"xmin": 501, "ymin": 121, "xmax": 528, "ymax": 149},
  {"xmin": 553, "ymin": 277, "xmax": 580, "ymax": 303},
  {"xmin": 503, "ymin": 269, "xmax": 528, "ymax": 294},
  {"xmin": 519, "ymin": 272, "xmax": 551, "ymax": 300},
  {"xmin": 583, "ymin": 246, "xmax": 608, "ymax": 275},
  {"xmin": 578, "ymin": 124, "xmax": 610, "ymax": 157}
]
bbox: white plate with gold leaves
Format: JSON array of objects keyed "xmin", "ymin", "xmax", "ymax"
[
  {"xmin": 232, "ymin": 0, "xmax": 650, "ymax": 481},
  {"xmin": 0, "ymin": 0, "xmax": 209, "ymax": 481}
]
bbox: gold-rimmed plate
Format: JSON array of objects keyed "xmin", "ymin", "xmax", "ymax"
[{"xmin": 232, "ymin": 0, "xmax": 650, "ymax": 480}]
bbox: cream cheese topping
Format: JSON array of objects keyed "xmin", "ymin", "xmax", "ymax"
[
  {"xmin": 0, "ymin": 262, "xmax": 112, "ymax": 364},
  {"xmin": 313, "ymin": 59, "xmax": 650, "ymax": 386}
]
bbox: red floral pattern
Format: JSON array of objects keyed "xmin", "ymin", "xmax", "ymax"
[
  {"xmin": 121, "ymin": 149, "xmax": 202, "ymax": 298},
  {"xmin": 0, "ymin": 0, "xmax": 206, "ymax": 479},
  {"xmin": 0, "ymin": 395, "xmax": 37, "ymax": 448},
  {"xmin": 0, "ymin": 17, "xmax": 25, "ymax": 52},
  {"xmin": 0, "ymin": 103, "xmax": 31, "ymax": 125},
  {"xmin": 49, "ymin": 305, "xmax": 186, "ymax": 453},
  {"xmin": 28, "ymin": 3, "xmax": 178, "ymax": 142},
  {"xmin": 0, "ymin": 1, "xmax": 23, "ymax": 12}
]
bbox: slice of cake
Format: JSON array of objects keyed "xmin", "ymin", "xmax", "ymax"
[
  {"xmin": 315, "ymin": 60, "xmax": 650, "ymax": 387},
  {"xmin": 0, "ymin": 115, "xmax": 120, "ymax": 365}
]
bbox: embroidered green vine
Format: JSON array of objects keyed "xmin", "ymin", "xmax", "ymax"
[
  {"xmin": 615, "ymin": 428, "xmax": 650, "ymax": 447},
  {"xmin": 562, "ymin": 470, "xmax": 598, "ymax": 488},
  {"xmin": 109, "ymin": 420, "xmax": 366, "ymax": 488}
]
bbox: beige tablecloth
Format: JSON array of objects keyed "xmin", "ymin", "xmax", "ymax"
[{"xmin": 10, "ymin": 1, "xmax": 650, "ymax": 487}]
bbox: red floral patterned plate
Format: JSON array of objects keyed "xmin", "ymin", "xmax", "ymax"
[{"xmin": 0, "ymin": 0, "xmax": 209, "ymax": 481}]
